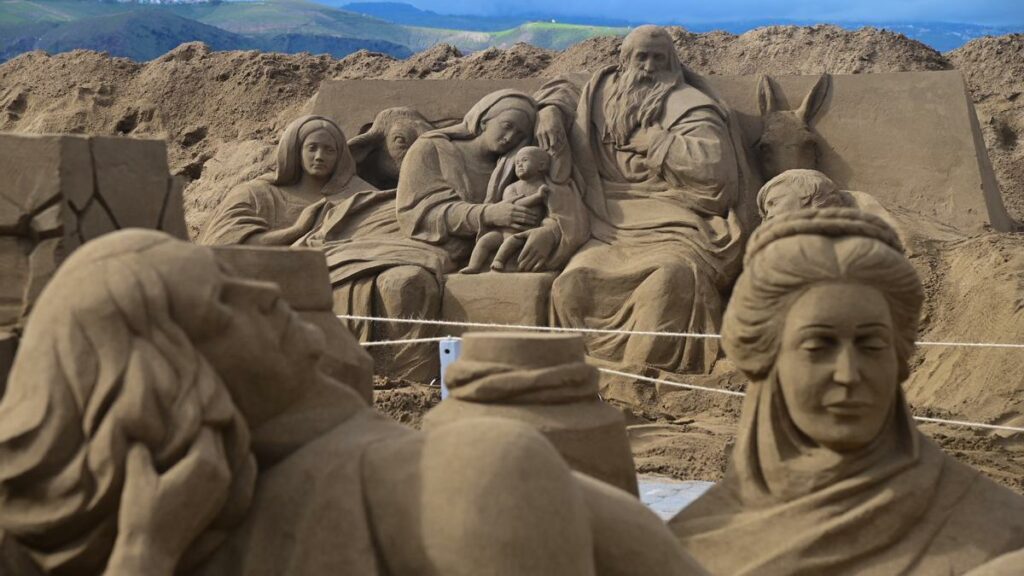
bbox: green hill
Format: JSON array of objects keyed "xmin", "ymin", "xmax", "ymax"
[
  {"xmin": 33, "ymin": 9, "xmax": 249, "ymax": 60},
  {"xmin": 0, "ymin": 0, "xmax": 627, "ymax": 60}
]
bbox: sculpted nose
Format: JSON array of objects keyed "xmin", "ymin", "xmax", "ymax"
[{"xmin": 833, "ymin": 343, "xmax": 861, "ymax": 386}]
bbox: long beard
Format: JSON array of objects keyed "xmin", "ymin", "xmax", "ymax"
[{"xmin": 604, "ymin": 67, "xmax": 679, "ymax": 147}]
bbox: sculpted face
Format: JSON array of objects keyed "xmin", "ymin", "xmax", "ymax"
[
  {"xmin": 762, "ymin": 186, "xmax": 810, "ymax": 220},
  {"xmin": 195, "ymin": 268, "xmax": 326, "ymax": 426},
  {"xmin": 301, "ymin": 129, "xmax": 339, "ymax": 180},
  {"xmin": 626, "ymin": 35, "xmax": 673, "ymax": 83},
  {"xmin": 514, "ymin": 148, "xmax": 548, "ymax": 180},
  {"xmin": 481, "ymin": 109, "xmax": 532, "ymax": 155},
  {"xmin": 776, "ymin": 283, "xmax": 899, "ymax": 452},
  {"xmin": 386, "ymin": 123, "xmax": 419, "ymax": 166},
  {"xmin": 757, "ymin": 115, "xmax": 819, "ymax": 180}
]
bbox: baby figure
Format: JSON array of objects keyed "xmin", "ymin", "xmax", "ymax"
[{"xmin": 461, "ymin": 146, "xmax": 550, "ymax": 274}]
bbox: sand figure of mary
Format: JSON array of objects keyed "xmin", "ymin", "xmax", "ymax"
[{"xmin": 398, "ymin": 90, "xmax": 589, "ymax": 274}]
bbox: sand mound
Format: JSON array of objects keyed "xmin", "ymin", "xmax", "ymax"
[{"xmin": 437, "ymin": 43, "xmax": 555, "ymax": 79}]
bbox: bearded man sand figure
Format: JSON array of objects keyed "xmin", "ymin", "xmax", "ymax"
[{"xmin": 550, "ymin": 26, "xmax": 758, "ymax": 378}]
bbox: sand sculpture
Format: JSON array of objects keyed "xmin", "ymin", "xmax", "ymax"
[
  {"xmin": 549, "ymin": 25, "xmax": 759, "ymax": 377},
  {"xmin": 0, "ymin": 229, "xmax": 704, "ymax": 575},
  {"xmin": 424, "ymin": 332, "xmax": 639, "ymax": 494},
  {"xmin": 754, "ymin": 74, "xmax": 831, "ymax": 180},
  {"xmin": 461, "ymin": 146, "xmax": 563, "ymax": 273},
  {"xmin": 348, "ymin": 107, "xmax": 434, "ymax": 190},
  {"xmin": 0, "ymin": 133, "xmax": 186, "ymax": 389},
  {"xmin": 757, "ymin": 169, "xmax": 904, "ymax": 240},
  {"xmin": 198, "ymin": 114, "xmax": 448, "ymax": 382},
  {"xmin": 397, "ymin": 89, "xmax": 590, "ymax": 274},
  {"xmin": 209, "ymin": 245, "xmax": 375, "ymax": 403},
  {"xmin": 669, "ymin": 208, "xmax": 1024, "ymax": 574}
]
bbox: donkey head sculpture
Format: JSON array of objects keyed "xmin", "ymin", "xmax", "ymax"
[
  {"xmin": 349, "ymin": 107, "xmax": 435, "ymax": 190},
  {"xmin": 755, "ymin": 74, "xmax": 831, "ymax": 180}
]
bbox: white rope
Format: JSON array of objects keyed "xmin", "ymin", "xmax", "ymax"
[
  {"xmin": 338, "ymin": 314, "xmax": 1024, "ymax": 350},
  {"xmin": 360, "ymin": 337, "xmax": 454, "ymax": 347},
  {"xmin": 911, "ymin": 416, "xmax": 1024, "ymax": 433},
  {"xmin": 599, "ymin": 367, "xmax": 1024, "ymax": 433},
  {"xmin": 598, "ymin": 367, "xmax": 747, "ymax": 397},
  {"xmin": 352, "ymin": 324, "xmax": 1024, "ymax": 434}
]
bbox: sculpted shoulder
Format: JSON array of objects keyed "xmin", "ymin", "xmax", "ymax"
[{"xmin": 662, "ymin": 84, "xmax": 727, "ymax": 128}]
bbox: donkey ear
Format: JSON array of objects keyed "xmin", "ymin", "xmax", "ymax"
[
  {"xmin": 347, "ymin": 130, "xmax": 383, "ymax": 163},
  {"xmin": 757, "ymin": 75, "xmax": 776, "ymax": 116},
  {"xmin": 797, "ymin": 74, "xmax": 831, "ymax": 124}
]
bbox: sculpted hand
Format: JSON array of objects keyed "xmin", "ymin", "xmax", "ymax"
[
  {"xmin": 484, "ymin": 203, "xmax": 542, "ymax": 230},
  {"xmin": 294, "ymin": 197, "xmax": 328, "ymax": 232},
  {"xmin": 105, "ymin": 429, "xmax": 231, "ymax": 576},
  {"xmin": 517, "ymin": 228, "xmax": 557, "ymax": 272},
  {"xmin": 623, "ymin": 123, "xmax": 663, "ymax": 155},
  {"xmin": 535, "ymin": 106, "xmax": 568, "ymax": 152}
]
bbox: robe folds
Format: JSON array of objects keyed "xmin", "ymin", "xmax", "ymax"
[
  {"xmin": 670, "ymin": 375, "xmax": 1024, "ymax": 575},
  {"xmin": 397, "ymin": 89, "xmax": 590, "ymax": 272},
  {"xmin": 552, "ymin": 66, "xmax": 755, "ymax": 375}
]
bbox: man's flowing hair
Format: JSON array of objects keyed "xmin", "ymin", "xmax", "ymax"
[{"xmin": 604, "ymin": 26, "xmax": 684, "ymax": 147}]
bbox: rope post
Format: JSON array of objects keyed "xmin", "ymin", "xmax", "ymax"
[{"xmin": 438, "ymin": 337, "xmax": 462, "ymax": 400}]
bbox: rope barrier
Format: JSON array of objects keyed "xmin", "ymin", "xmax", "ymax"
[
  {"xmin": 360, "ymin": 337, "xmax": 453, "ymax": 347},
  {"xmin": 339, "ymin": 314, "xmax": 721, "ymax": 340},
  {"xmin": 339, "ymin": 314, "xmax": 1024, "ymax": 350},
  {"xmin": 352, "ymin": 327, "xmax": 1024, "ymax": 434}
]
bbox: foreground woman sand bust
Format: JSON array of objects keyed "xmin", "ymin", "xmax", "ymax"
[{"xmin": 669, "ymin": 208, "xmax": 1024, "ymax": 574}]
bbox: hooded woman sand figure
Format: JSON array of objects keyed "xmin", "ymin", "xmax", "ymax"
[
  {"xmin": 199, "ymin": 115, "xmax": 372, "ymax": 246},
  {"xmin": 201, "ymin": 115, "xmax": 452, "ymax": 382},
  {"xmin": 669, "ymin": 208, "xmax": 1024, "ymax": 575},
  {"xmin": 398, "ymin": 89, "xmax": 589, "ymax": 272}
]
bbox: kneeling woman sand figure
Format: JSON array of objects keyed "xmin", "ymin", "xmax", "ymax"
[{"xmin": 670, "ymin": 208, "xmax": 1024, "ymax": 575}]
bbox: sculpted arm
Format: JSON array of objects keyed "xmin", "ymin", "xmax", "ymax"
[
  {"xmin": 647, "ymin": 108, "xmax": 739, "ymax": 192},
  {"xmin": 397, "ymin": 139, "xmax": 488, "ymax": 242}
]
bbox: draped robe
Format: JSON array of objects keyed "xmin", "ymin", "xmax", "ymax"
[
  {"xmin": 552, "ymin": 66, "xmax": 751, "ymax": 375},
  {"xmin": 670, "ymin": 376, "xmax": 1024, "ymax": 575}
]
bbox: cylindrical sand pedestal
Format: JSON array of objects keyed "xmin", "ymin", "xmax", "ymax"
[{"xmin": 424, "ymin": 332, "xmax": 639, "ymax": 495}]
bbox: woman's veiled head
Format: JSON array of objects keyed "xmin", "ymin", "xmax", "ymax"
[
  {"xmin": 273, "ymin": 115, "xmax": 355, "ymax": 188},
  {"xmin": 0, "ymin": 230, "xmax": 286, "ymax": 574},
  {"xmin": 723, "ymin": 208, "xmax": 922, "ymax": 452}
]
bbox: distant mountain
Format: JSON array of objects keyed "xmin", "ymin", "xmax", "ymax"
[
  {"xmin": 328, "ymin": 2, "xmax": 1020, "ymax": 51},
  {"xmin": 31, "ymin": 10, "xmax": 248, "ymax": 61},
  {"xmin": 0, "ymin": 6, "xmax": 412, "ymax": 62},
  {"xmin": 337, "ymin": 2, "xmax": 634, "ymax": 31}
]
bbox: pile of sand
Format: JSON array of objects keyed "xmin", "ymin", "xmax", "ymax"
[{"xmin": 0, "ymin": 26, "xmax": 1021, "ymax": 489}]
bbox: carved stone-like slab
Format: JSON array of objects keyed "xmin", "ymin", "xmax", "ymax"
[{"xmin": 441, "ymin": 272, "xmax": 557, "ymax": 336}]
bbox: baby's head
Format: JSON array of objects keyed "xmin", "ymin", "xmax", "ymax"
[
  {"xmin": 514, "ymin": 146, "xmax": 550, "ymax": 180},
  {"xmin": 757, "ymin": 169, "xmax": 849, "ymax": 221}
]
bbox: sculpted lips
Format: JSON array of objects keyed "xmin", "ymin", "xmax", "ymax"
[{"xmin": 823, "ymin": 399, "xmax": 873, "ymax": 416}]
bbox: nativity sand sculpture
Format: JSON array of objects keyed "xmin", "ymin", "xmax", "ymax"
[
  {"xmin": 397, "ymin": 89, "xmax": 590, "ymax": 274},
  {"xmin": 669, "ymin": 208, "xmax": 1024, "ymax": 575},
  {"xmin": 548, "ymin": 25, "xmax": 760, "ymax": 378},
  {"xmin": 0, "ymin": 229, "xmax": 705, "ymax": 576},
  {"xmin": 198, "ymin": 114, "xmax": 449, "ymax": 382}
]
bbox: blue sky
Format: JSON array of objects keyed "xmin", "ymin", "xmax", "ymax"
[{"xmin": 409, "ymin": 0, "xmax": 1024, "ymax": 25}]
